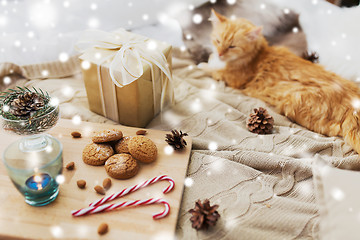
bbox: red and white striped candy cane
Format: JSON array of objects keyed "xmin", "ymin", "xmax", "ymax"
[
  {"xmin": 72, "ymin": 198, "xmax": 170, "ymax": 220},
  {"xmin": 89, "ymin": 175, "xmax": 175, "ymax": 207}
]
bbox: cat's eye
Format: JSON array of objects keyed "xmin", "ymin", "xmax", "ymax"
[
  {"xmin": 216, "ymin": 39, "xmax": 220, "ymax": 44},
  {"xmin": 229, "ymin": 45, "xmax": 235, "ymax": 49}
]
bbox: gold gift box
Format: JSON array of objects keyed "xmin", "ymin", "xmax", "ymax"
[{"xmin": 79, "ymin": 33, "xmax": 172, "ymax": 128}]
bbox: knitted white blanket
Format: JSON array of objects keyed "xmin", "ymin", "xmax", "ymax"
[{"xmin": 1, "ymin": 50, "xmax": 359, "ymax": 239}]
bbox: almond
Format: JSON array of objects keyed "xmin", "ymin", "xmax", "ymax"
[
  {"xmin": 94, "ymin": 185, "xmax": 105, "ymax": 195},
  {"xmin": 77, "ymin": 180, "xmax": 86, "ymax": 189},
  {"xmin": 65, "ymin": 161, "xmax": 75, "ymax": 170},
  {"xmin": 97, "ymin": 223, "xmax": 108, "ymax": 235},
  {"xmin": 103, "ymin": 178, "xmax": 112, "ymax": 190},
  {"xmin": 136, "ymin": 130, "xmax": 147, "ymax": 135},
  {"xmin": 71, "ymin": 131, "xmax": 82, "ymax": 138}
]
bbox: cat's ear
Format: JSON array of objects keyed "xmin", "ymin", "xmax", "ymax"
[
  {"xmin": 246, "ymin": 26, "xmax": 263, "ymax": 41},
  {"xmin": 210, "ymin": 9, "xmax": 227, "ymax": 25}
]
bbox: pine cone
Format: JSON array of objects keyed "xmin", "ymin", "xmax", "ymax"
[
  {"xmin": 10, "ymin": 92, "xmax": 44, "ymax": 116},
  {"xmin": 302, "ymin": 51, "xmax": 319, "ymax": 63},
  {"xmin": 247, "ymin": 107, "xmax": 274, "ymax": 134},
  {"xmin": 189, "ymin": 199, "xmax": 220, "ymax": 230},
  {"xmin": 165, "ymin": 129, "xmax": 188, "ymax": 150}
]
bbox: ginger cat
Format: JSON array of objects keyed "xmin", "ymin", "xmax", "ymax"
[{"xmin": 209, "ymin": 9, "xmax": 360, "ymax": 155}]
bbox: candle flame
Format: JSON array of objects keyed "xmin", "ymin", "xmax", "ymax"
[{"xmin": 34, "ymin": 174, "xmax": 42, "ymax": 183}]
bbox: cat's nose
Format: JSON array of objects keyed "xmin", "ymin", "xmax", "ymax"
[{"xmin": 219, "ymin": 49, "xmax": 227, "ymax": 57}]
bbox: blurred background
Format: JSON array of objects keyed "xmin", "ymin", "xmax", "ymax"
[{"xmin": 0, "ymin": 0, "xmax": 359, "ymax": 80}]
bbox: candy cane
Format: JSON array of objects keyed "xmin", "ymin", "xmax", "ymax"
[
  {"xmin": 89, "ymin": 175, "xmax": 175, "ymax": 207},
  {"xmin": 72, "ymin": 198, "xmax": 170, "ymax": 220}
]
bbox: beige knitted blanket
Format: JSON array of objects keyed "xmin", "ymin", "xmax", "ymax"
[{"xmin": 2, "ymin": 50, "xmax": 359, "ymax": 239}]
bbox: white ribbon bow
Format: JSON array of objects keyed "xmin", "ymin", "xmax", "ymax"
[{"xmin": 76, "ymin": 28, "xmax": 173, "ymax": 111}]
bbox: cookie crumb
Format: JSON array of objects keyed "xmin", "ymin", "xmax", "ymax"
[
  {"xmin": 94, "ymin": 185, "xmax": 106, "ymax": 195},
  {"xmin": 136, "ymin": 130, "xmax": 147, "ymax": 135},
  {"xmin": 98, "ymin": 223, "xmax": 108, "ymax": 235},
  {"xmin": 71, "ymin": 131, "xmax": 82, "ymax": 138},
  {"xmin": 77, "ymin": 180, "xmax": 86, "ymax": 189},
  {"xmin": 103, "ymin": 178, "xmax": 112, "ymax": 190}
]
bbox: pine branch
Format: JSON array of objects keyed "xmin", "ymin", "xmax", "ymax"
[{"xmin": 0, "ymin": 87, "xmax": 58, "ymax": 134}]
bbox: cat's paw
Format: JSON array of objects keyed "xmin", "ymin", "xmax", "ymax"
[{"xmin": 212, "ymin": 71, "xmax": 223, "ymax": 81}]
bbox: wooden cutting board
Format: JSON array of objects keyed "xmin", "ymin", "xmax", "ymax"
[{"xmin": 0, "ymin": 119, "xmax": 192, "ymax": 240}]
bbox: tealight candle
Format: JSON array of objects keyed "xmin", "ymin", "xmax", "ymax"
[
  {"xmin": 26, "ymin": 173, "xmax": 51, "ymax": 191},
  {"xmin": 3, "ymin": 134, "xmax": 63, "ymax": 206}
]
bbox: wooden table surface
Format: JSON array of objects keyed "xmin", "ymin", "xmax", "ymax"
[{"xmin": 0, "ymin": 119, "xmax": 192, "ymax": 240}]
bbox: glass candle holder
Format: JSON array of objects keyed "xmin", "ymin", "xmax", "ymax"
[
  {"xmin": 2, "ymin": 134, "xmax": 63, "ymax": 206},
  {"xmin": 1, "ymin": 103, "xmax": 62, "ymax": 207}
]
